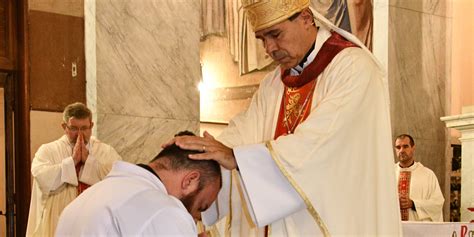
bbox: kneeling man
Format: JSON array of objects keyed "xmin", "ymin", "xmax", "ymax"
[{"xmin": 56, "ymin": 131, "xmax": 221, "ymax": 236}]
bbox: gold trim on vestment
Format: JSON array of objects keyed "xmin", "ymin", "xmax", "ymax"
[
  {"xmin": 224, "ymin": 170, "xmax": 234, "ymax": 237},
  {"xmin": 234, "ymin": 170, "xmax": 258, "ymax": 229},
  {"xmin": 265, "ymin": 141, "xmax": 331, "ymax": 237},
  {"xmin": 209, "ymin": 225, "xmax": 220, "ymax": 237}
]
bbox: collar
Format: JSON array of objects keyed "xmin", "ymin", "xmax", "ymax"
[
  {"xmin": 108, "ymin": 161, "xmax": 167, "ymax": 194},
  {"xmin": 399, "ymin": 161, "xmax": 415, "ymax": 168},
  {"xmin": 137, "ymin": 163, "xmax": 161, "ymax": 181},
  {"xmin": 290, "ymin": 26, "xmax": 332, "ymax": 76}
]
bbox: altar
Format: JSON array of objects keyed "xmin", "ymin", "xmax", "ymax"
[{"xmin": 403, "ymin": 222, "xmax": 474, "ymax": 237}]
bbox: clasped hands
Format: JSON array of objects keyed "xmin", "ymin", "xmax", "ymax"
[
  {"xmin": 72, "ymin": 133, "xmax": 89, "ymax": 165},
  {"xmin": 399, "ymin": 195, "xmax": 414, "ymax": 210},
  {"xmin": 162, "ymin": 131, "xmax": 237, "ymax": 170}
]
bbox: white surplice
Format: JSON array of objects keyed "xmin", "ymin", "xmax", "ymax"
[
  {"xmin": 202, "ymin": 24, "xmax": 401, "ymax": 236},
  {"xmin": 55, "ymin": 161, "xmax": 197, "ymax": 236},
  {"xmin": 26, "ymin": 135, "xmax": 122, "ymax": 237},
  {"xmin": 395, "ymin": 162, "xmax": 445, "ymax": 222}
]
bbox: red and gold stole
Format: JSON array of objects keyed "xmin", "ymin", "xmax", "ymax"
[
  {"xmin": 398, "ymin": 171, "xmax": 411, "ymax": 221},
  {"xmin": 274, "ymin": 32, "xmax": 358, "ymax": 139},
  {"xmin": 75, "ymin": 162, "xmax": 91, "ymax": 195}
]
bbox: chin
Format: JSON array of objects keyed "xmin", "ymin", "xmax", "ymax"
[{"xmin": 280, "ymin": 62, "xmax": 297, "ymax": 71}]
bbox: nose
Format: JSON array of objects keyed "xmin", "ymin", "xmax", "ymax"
[{"xmin": 264, "ymin": 38, "xmax": 277, "ymax": 56}]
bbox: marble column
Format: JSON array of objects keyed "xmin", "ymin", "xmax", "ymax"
[
  {"xmin": 441, "ymin": 109, "xmax": 474, "ymax": 222},
  {"xmin": 388, "ymin": 0, "xmax": 452, "ymax": 220},
  {"xmin": 85, "ymin": 0, "xmax": 201, "ymax": 164}
]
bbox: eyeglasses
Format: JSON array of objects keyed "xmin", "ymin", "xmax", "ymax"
[{"xmin": 65, "ymin": 124, "xmax": 92, "ymax": 132}]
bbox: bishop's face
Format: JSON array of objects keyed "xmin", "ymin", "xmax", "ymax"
[
  {"xmin": 394, "ymin": 137, "xmax": 415, "ymax": 166},
  {"xmin": 255, "ymin": 10, "xmax": 316, "ymax": 71}
]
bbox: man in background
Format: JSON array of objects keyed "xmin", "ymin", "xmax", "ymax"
[
  {"xmin": 395, "ymin": 133, "xmax": 445, "ymax": 222},
  {"xmin": 56, "ymin": 131, "xmax": 221, "ymax": 236},
  {"xmin": 26, "ymin": 102, "xmax": 122, "ymax": 237}
]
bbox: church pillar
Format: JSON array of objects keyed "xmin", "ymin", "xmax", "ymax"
[
  {"xmin": 441, "ymin": 108, "xmax": 474, "ymax": 222},
  {"xmin": 84, "ymin": 0, "xmax": 201, "ymax": 164}
]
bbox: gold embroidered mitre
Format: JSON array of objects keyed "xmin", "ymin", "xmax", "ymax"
[{"xmin": 242, "ymin": 0, "xmax": 310, "ymax": 32}]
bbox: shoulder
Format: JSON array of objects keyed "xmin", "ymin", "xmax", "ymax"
[
  {"xmin": 36, "ymin": 136, "xmax": 68, "ymax": 152},
  {"xmin": 129, "ymin": 191, "xmax": 192, "ymax": 222},
  {"xmin": 140, "ymin": 206, "xmax": 196, "ymax": 236},
  {"xmin": 114, "ymin": 190, "xmax": 195, "ymax": 235},
  {"xmin": 416, "ymin": 162, "xmax": 437, "ymax": 176},
  {"xmin": 331, "ymin": 47, "xmax": 381, "ymax": 72}
]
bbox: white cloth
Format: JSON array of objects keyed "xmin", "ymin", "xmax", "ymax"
[
  {"xmin": 55, "ymin": 161, "xmax": 197, "ymax": 236},
  {"xmin": 395, "ymin": 162, "xmax": 445, "ymax": 222},
  {"xmin": 202, "ymin": 25, "xmax": 401, "ymax": 236},
  {"xmin": 26, "ymin": 135, "xmax": 122, "ymax": 237}
]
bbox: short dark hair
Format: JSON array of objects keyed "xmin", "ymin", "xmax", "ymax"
[
  {"xmin": 152, "ymin": 131, "xmax": 221, "ymax": 190},
  {"xmin": 396, "ymin": 134, "xmax": 415, "ymax": 146}
]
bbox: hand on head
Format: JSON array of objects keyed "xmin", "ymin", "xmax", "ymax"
[{"xmin": 162, "ymin": 131, "xmax": 237, "ymax": 170}]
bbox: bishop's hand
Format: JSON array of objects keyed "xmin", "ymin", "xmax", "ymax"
[{"xmin": 166, "ymin": 131, "xmax": 237, "ymax": 170}]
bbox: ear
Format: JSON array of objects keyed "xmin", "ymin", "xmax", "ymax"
[
  {"xmin": 90, "ymin": 121, "xmax": 94, "ymax": 129},
  {"xmin": 300, "ymin": 8, "xmax": 314, "ymax": 26},
  {"xmin": 61, "ymin": 122, "xmax": 67, "ymax": 130},
  {"xmin": 181, "ymin": 170, "xmax": 200, "ymax": 196}
]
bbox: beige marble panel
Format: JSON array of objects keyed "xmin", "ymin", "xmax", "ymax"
[
  {"xmin": 85, "ymin": 0, "xmax": 98, "ymax": 134},
  {"xmin": 389, "ymin": 5, "xmax": 451, "ymax": 218},
  {"xmin": 30, "ymin": 111, "xmax": 65, "ymax": 160},
  {"xmin": 87, "ymin": 0, "xmax": 201, "ymax": 161},
  {"xmin": 29, "ymin": 0, "xmax": 84, "ymax": 17},
  {"xmin": 95, "ymin": 0, "xmax": 200, "ymax": 120},
  {"xmin": 96, "ymin": 114, "xmax": 199, "ymax": 164},
  {"xmin": 390, "ymin": 0, "xmax": 452, "ymax": 17}
]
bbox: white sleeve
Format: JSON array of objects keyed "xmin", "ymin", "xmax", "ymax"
[
  {"xmin": 32, "ymin": 145, "xmax": 78, "ymax": 194},
  {"xmin": 232, "ymin": 143, "xmax": 305, "ymax": 227},
  {"xmin": 412, "ymin": 171, "xmax": 445, "ymax": 222}
]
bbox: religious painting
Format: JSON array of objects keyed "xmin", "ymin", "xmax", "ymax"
[{"xmin": 311, "ymin": 0, "xmax": 373, "ymax": 50}]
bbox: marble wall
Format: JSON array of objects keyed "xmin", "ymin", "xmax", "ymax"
[
  {"xmin": 388, "ymin": 0, "xmax": 452, "ymax": 220},
  {"xmin": 85, "ymin": 0, "xmax": 201, "ymax": 164}
]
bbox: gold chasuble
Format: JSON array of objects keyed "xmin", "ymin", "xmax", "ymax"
[{"xmin": 274, "ymin": 32, "xmax": 358, "ymax": 139}]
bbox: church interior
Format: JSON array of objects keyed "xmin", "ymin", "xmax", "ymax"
[{"xmin": 0, "ymin": 0, "xmax": 473, "ymax": 236}]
